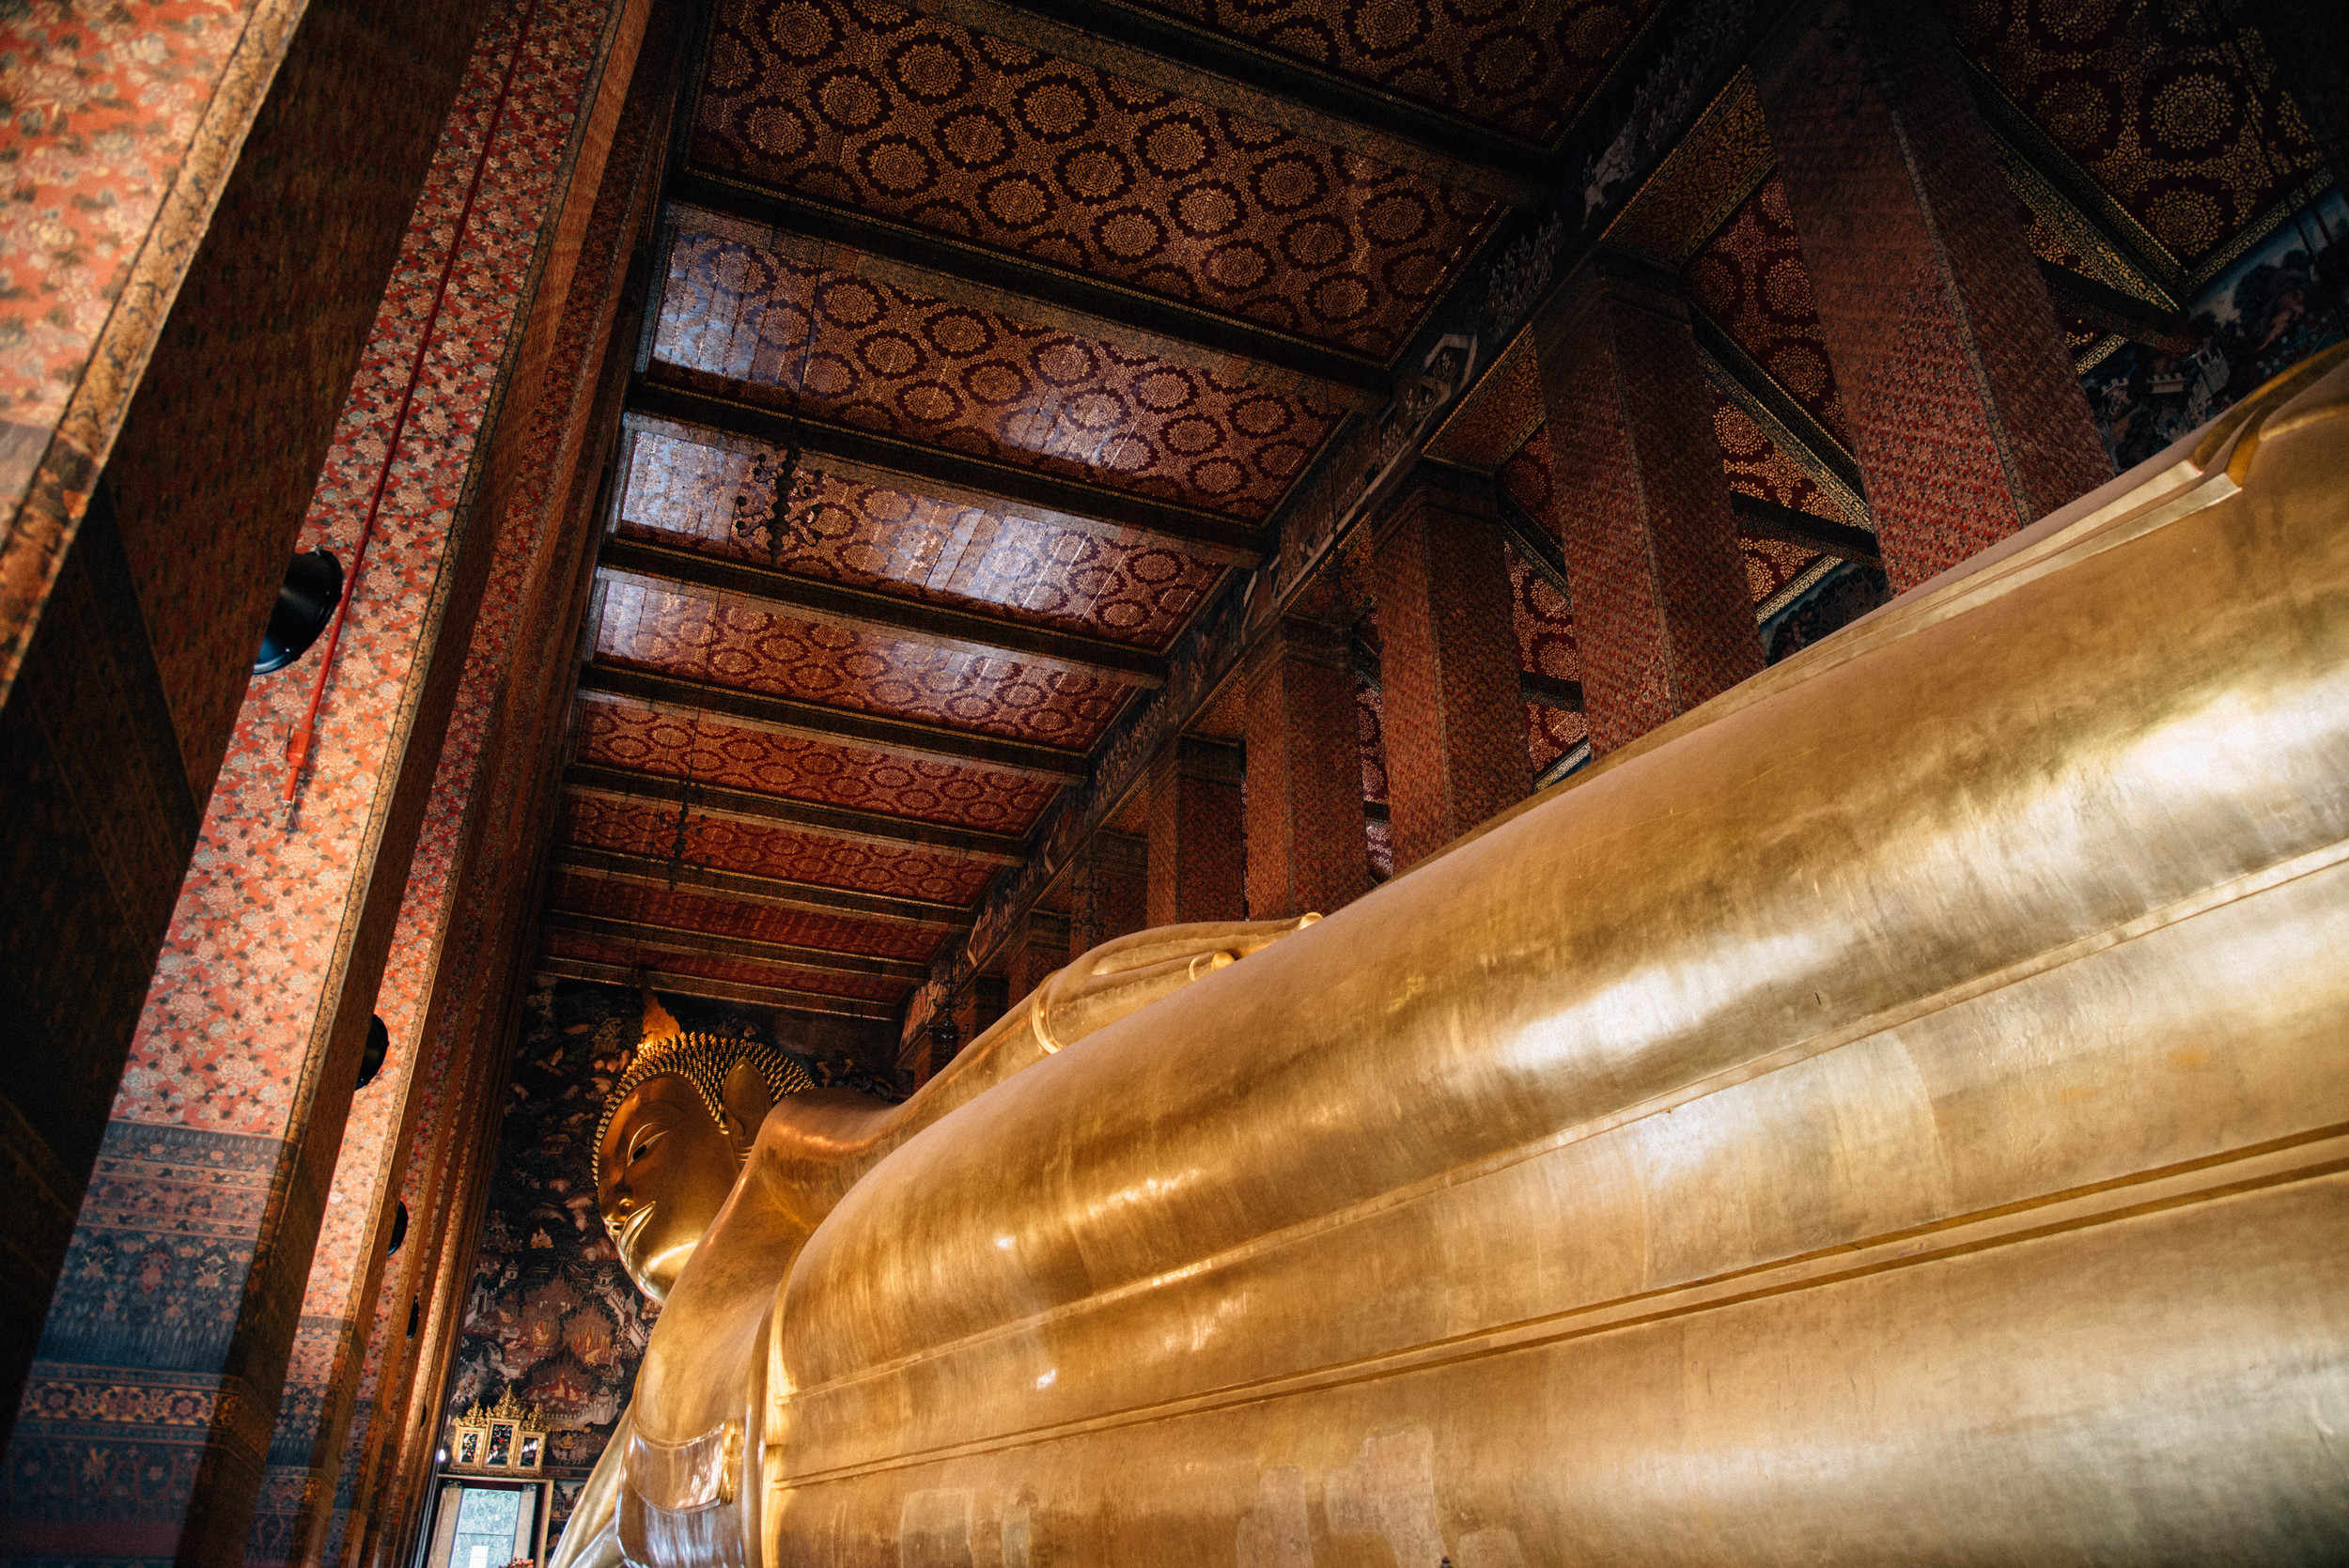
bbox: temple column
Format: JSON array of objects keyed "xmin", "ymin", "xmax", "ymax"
[
  {"xmin": 1145, "ymin": 736, "xmax": 1247, "ymax": 925},
  {"xmin": 0, "ymin": 0, "xmax": 494, "ymax": 1440},
  {"xmin": 0, "ymin": 0, "xmax": 648, "ymax": 1559},
  {"xmin": 1535, "ymin": 257, "xmax": 1765, "ymax": 755},
  {"xmin": 1754, "ymin": 0, "xmax": 2111, "ymax": 589},
  {"xmin": 1244, "ymin": 617, "xmax": 1370, "ymax": 920},
  {"xmin": 253, "ymin": 5, "xmax": 673, "ymax": 1560},
  {"xmin": 1070, "ymin": 830, "xmax": 1149, "ymax": 956},
  {"xmin": 1372, "ymin": 465, "xmax": 1531, "ymax": 871},
  {"xmin": 1004, "ymin": 911, "xmax": 1072, "ymax": 1006}
]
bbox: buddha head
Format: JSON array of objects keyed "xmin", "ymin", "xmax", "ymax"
[{"xmin": 593, "ymin": 992, "xmax": 812, "ymax": 1303}]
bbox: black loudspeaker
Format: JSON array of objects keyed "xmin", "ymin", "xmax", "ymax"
[
  {"xmin": 356, "ymin": 1014, "xmax": 389, "ymax": 1090},
  {"xmin": 253, "ymin": 548, "xmax": 343, "ymax": 674}
]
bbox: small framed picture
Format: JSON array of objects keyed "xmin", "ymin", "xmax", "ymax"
[
  {"xmin": 457, "ymin": 1431, "xmax": 479, "ymax": 1466},
  {"xmin": 488, "ymin": 1422, "xmax": 514, "ymax": 1466},
  {"xmin": 518, "ymin": 1433, "xmax": 542, "ymax": 1469}
]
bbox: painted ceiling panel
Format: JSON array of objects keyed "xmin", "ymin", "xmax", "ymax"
[
  {"xmin": 1949, "ymin": 0, "xmax": 2323, "ymax": 272},
  {"xmin": 1501, "ymin": 531, "xmax": 1578, "ymax": 684},
  {"xmin": 542, "ymin": 930, "xmax": 910, "ymax": 1001},
  {"xmin": 596, "ymin": 571, "xmax": 1133, "ymax": 748},
  {"xmin": 560, "ymin": 793, "xmax": 1002, "ymax": 903},
  {"xmin": 577, "ymin": 694, "xmax": 1061, "ymax": 833},
  {"xmin": 546, "ymin": 870, "xmax": 948, "ymax": 961},
  {"xmin": 691, "ymin": 0, "xmax": 1500, "ymax": 353},
  {"xmin": 1682, "ymin": 172, "xmax": 1849, "ymax": 445},
  {"xmin": 619, "ymin": 429, "xmax": 1225, "ymax": 648},
  {"xmin": 652, "ymin": 229, "xmax": 1343, "ymax": 519},
  {"xmin": 1130, "ymin": 0, "xmax": 1664, "ymax": 144},
  {"xmin": 1707, "ymin": 390, "xmax": 1850, "ymax": 524}
]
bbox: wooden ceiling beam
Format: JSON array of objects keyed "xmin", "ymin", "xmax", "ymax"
[
  {"xmin": 667, "ymin": 175, "xmax": 1390, "ymax": 406},
  {"xmin": 551, "ymin": 844, "xmax": 973, "ymax": 929},
  {"xmin": 908, "ymin": 0, "xmax": 1549, "ymax": 206},
  {"xmin": 600, "ymin": 535, "xmax": 1167, "ymax": 689},
  {"xmin": 2036, "ymin": 260, "xmax": 2203, "ymax": 356},
  {"xmin": 578, "ymin": 662, "xmax": 1091, "ymax": 781},
  {"xmin": 541, "ymin": 909, "xmax": 933, "ymax": 983},
  {"xmin": 532, "ymin": 955, "xmax": 901, "ymax": 1020},
  {"xmin": 567, "ymin": 762, "xmax": 1027, "ymax": 863},
  {"xmin": 1729, "ymin": 494, "xmax": 1881, "ymax": 565},
  {"xmin": 630, "ymin": 375, "xmax": 1267, "ymax": 566}
]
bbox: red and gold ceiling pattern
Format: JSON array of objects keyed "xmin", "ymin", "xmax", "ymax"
[
  {"xmin": 1133, "ymin": 0, "xmax": 1663, "ymax": 144},
  {"xmin": 1683, "ymin": 173, "xmax": 1848, "ymax": 444},
  {"xmin": 1709, "ymin": 391, "xmax": 1846, "ymax": 523},
  {"xmin": 1948, "ymin": 0, "xmax": 2323, "ymax": 271},
  {"xmin": 577, "ymin": 696, "xmax": 1061, "ymax": 833},
  {"xmin": 561, "ymin": 793, "xmax": 1003, "ymax": 903},
  {"xmin": 691, "ymin": 0, "xmax": 1500, "ymax": 353},
  {"xmin": 549, "ymin": 872, "xmax": 949, "ymax": 962},
  {"xmin": 655, "ymin": 229, "xmax": 1343, "ymax": 518},
  {"xmin": 544, "ymin": 930, "xmax": 910, "ymax": 1001},
  {"xmin": 622, "ymin": 428, "xmax": 1227, "ymax": 649},
  {"xmin": 597, "ymin": 572, "xmax": 1132, "ymax": 748}
]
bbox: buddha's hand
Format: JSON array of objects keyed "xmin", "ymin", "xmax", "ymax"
[{"xmin": 1033, "ymin": 916, "xmax": 1320, "ymax": 1051}]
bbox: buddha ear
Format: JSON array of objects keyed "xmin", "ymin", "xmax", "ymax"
[{"xmin": 719, "ymin": 1059, "xmax": 777, "ymax": 1162}]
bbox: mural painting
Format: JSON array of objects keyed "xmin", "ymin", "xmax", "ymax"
[{"xmin": 2085, "ymin": 190, "xmax": 2348, "ymax": 472}]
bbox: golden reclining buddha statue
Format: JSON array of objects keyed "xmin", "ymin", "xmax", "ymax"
[{"xmin": 555, "ymin": 348, "xmax": 2349, "ymax": 1566}]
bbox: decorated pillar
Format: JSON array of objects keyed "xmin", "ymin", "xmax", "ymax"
[
  {"xmin": 1004, "ymin": 911, "xmax": 1072, "ymax": 1007},
  {"xmin": 1070, "ymin": 830, "xmax": 1149, "ymax": 957},
  {"xmin": 1372, "ymin": 465, "xmax": 1531, "ymax": 871},
  {"xmin": 1755, "ymin": 0, "xmax": 2112, "ymax": 589},
  {"xmin": 1535, "ymin": 256, "xmax": 1764, "ymax": 755},
  {"xmin": 0, "ymin": 0, "xmax": 650, "ymax": 1559},
  {"xmin": 0, "ymin": 0, "xmax": 495, "ymax": 1436},
  {"xmin": 248, "ymin": 3, "xmax": 672, "ymax": 1560},
  {"xmin": 1145, "ymin": 737, "xmax": 1247, "ymax": 925},
  {"xmin": 1244, "ymin": 617, "xmax": 1370, "ymax": 921}
]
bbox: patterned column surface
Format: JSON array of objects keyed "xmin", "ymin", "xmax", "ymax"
[
  {"xmin": 1145, "ymin": 737, "xmax": 1247, "ymax": 927},
  {"xmin": 1373, "ymin": 466, "xmax": 1532, "ymax": 872},
  {"xmin": 1755, "ymin": 0, "xmax": 2112, "ymax": 590},
  {"xmin": 0, "ymin": 0, "xmax": 497, "ymax": 1441},
  {"xmin": 0, "ymin": 0, "xmax": 309, "ymax": 697},
  {"xmin": 1536, "ymin": 256, "xmax": 1765, "ymax": 755},
  {"xmin": 1070, "ymin": 831, "xmax": 1149, "ymax": 959},
  {"xmin": 1005, "ymin": 911, "xmax": 1073, "ymax": 1007},
  {"xmin": 1245, "ymin": 618, "xmax": 1371, "ymax": 922},
  {"xmin": 250, "ymin": 0, "xmax": 663, "ymax": 1560},
  {"xmin": 0, "ymin": 0, "xmax": 630, "ymax": 1560}
]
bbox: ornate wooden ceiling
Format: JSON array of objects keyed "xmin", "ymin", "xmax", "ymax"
[{"xmin": 536, "ymin": 0, "xmax": 2336, "ymax": 1046}]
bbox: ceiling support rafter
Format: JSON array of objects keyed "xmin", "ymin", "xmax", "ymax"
[
  {"xmin": 628, "ymin": 375, "xmax": 1268, "ymax": 566},
  {"xmin": 666, "ymin": 177, "xmax": 1390, "ymax": 407},
  {"xmin": 567, "ymin": 761, "xmax": 1028, "ymax": 863},
  {"xmin": 908, "ymin": 0, "xmax": 1550, "ymax": 206},
  {"xmin": 533, "ymin": 955, "xmax": 900, "ymax": 1020},
  {"xmin": 551, "ymin": 844, "xmax": 974, "ymax": 929},
  {"xmin": 1729, "ymin": 493, "xmax": 1881, "ymax": 565},
  {"xmin": 600, "ymin": 536, "xmax": 1169, "ymax": 688},
  {"xmin": 541, "ymin": 908, "xmax": 933, "ymax": 983},
  {"xmin": 2035, "ymin": 260, "xmax": 2203, "ymax": 355},
  {"xmin": 579, "ymin": 662, "xmax": 1091, "ymax": 781},
  {"xmin": 1349, "ymin": 637, "xmax": 1585, "ymax": 713}
]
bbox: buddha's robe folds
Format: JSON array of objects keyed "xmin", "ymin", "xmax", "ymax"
[{"xmin": 716, "ymin": 349, "xmax": 2349, "ymax": 1565}]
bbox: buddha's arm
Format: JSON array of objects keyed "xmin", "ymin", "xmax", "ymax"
[
  {"xmin": 544, "ymin": 1402, "xmax": 630, "ymax": 1568},
  {"xmin": 745, "ymin": 918, "xmax": 1316, "ymax": 1228}
]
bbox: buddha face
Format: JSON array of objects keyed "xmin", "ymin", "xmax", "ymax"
[{"xmin": 596, "ymin": 1073, "xmax": 739, "ymax": 1303}]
